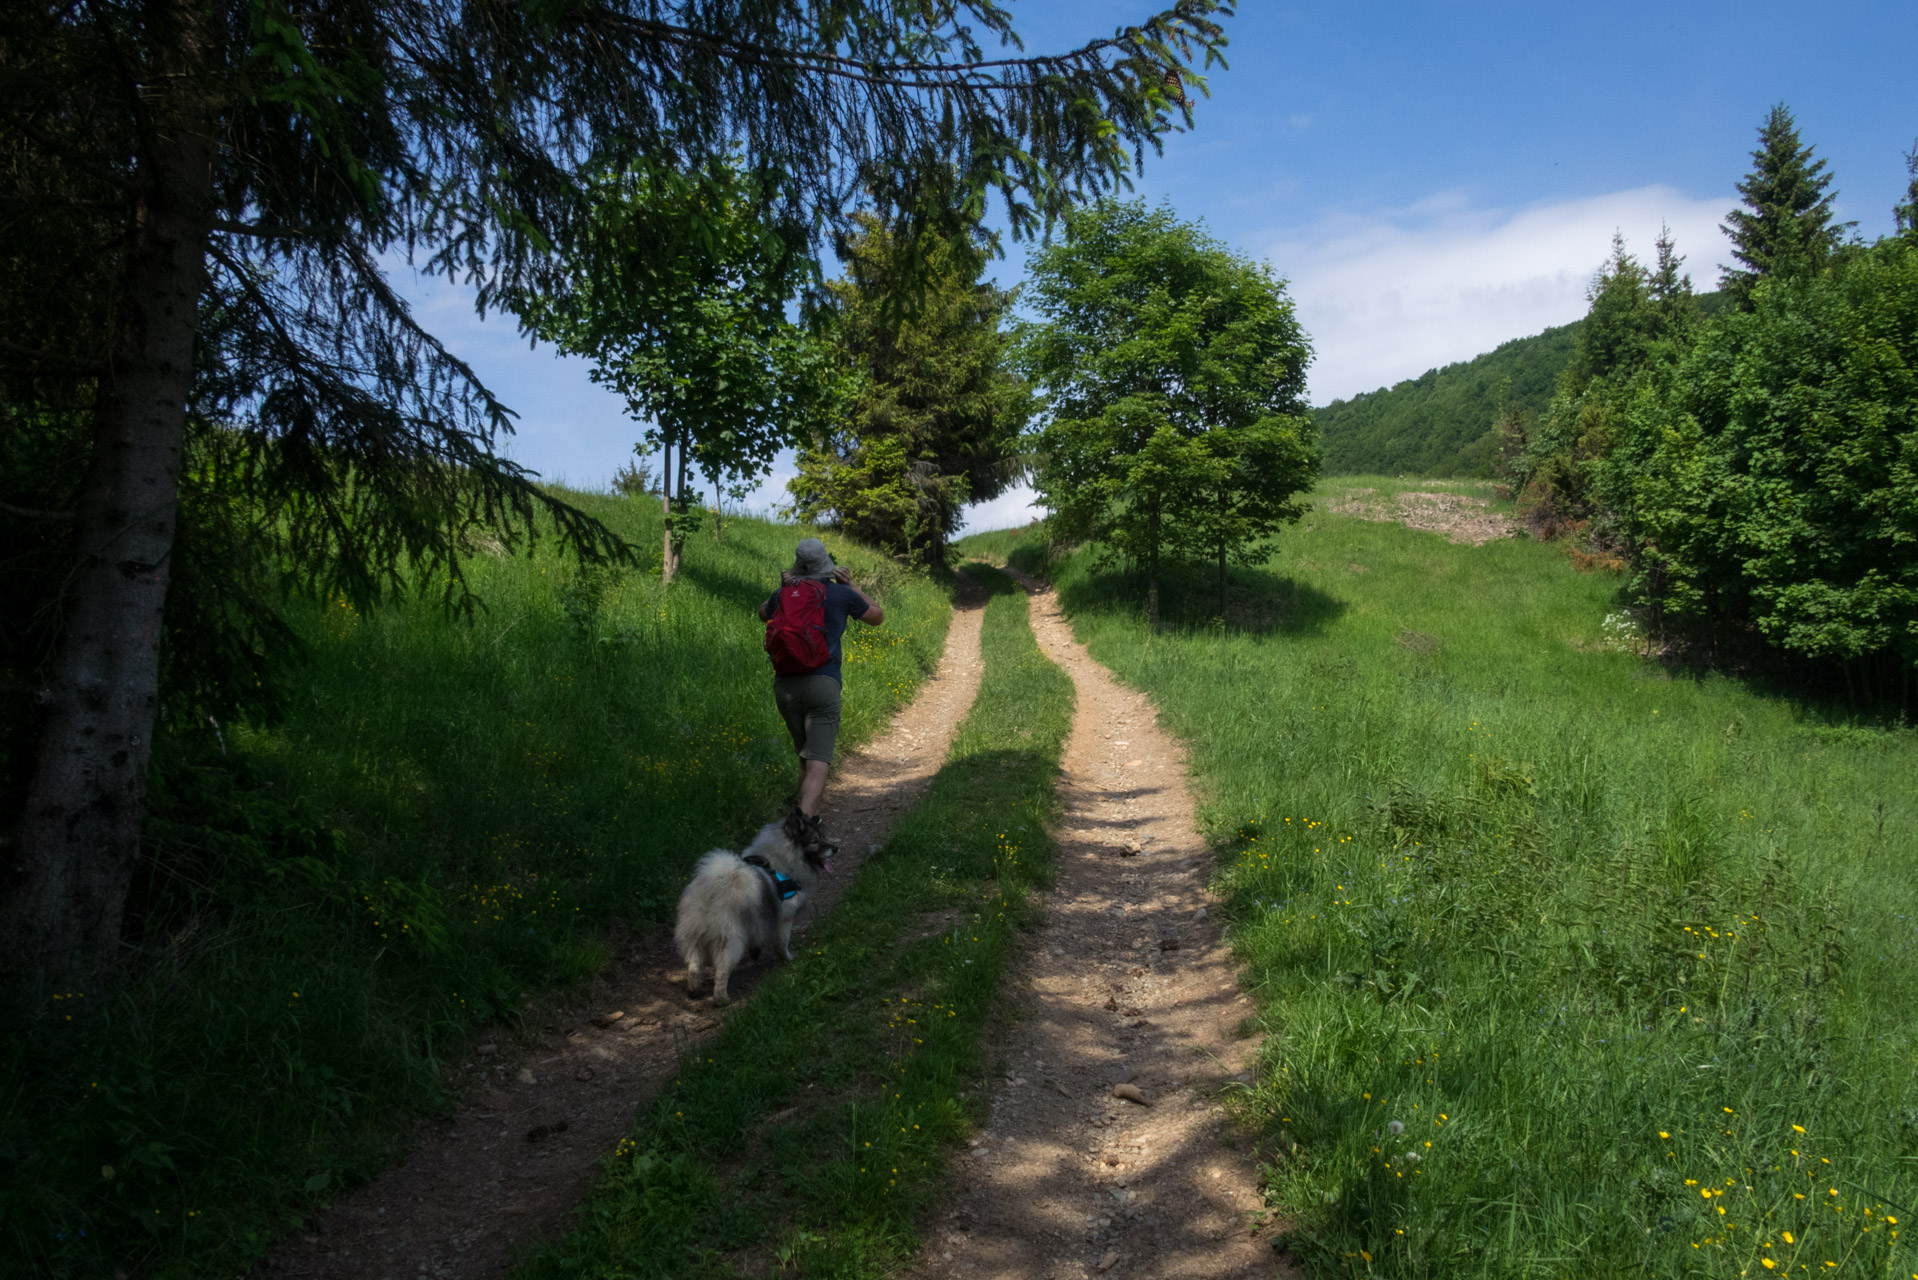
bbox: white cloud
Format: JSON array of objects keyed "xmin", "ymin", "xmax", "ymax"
[
  {"xmin": 959, "ymin": 479, "xmax": 1046, "ymax": 536},
  {"xmin": 1260, "ymin": 185, "xmax": 1737, "ymax": 405},
  {"xmin": 386, "ymin": 259, "xmax": 641, "ymax": 490}
]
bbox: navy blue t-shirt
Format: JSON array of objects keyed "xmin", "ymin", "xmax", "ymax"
[{"xmin": 765, "ymin": 580, "xmax": 865, "ymax": 682}]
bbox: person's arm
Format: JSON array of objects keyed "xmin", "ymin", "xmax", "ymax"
[
  {"xmin": 833, "ymin": 568, "xmax": 884, "ymax": 625},
  {"xmin": 758, "ymin": 588, "xmax": 781, "ymax": 622}
]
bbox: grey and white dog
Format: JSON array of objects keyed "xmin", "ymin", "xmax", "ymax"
[{"xmin": 674, "ymin": 809, "xmax": 835, "ymax": 1004}]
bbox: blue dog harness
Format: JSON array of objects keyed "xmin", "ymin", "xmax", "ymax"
[{"xmin": 742, "ymin": 854, "xmax": 799, "ymax": 901}]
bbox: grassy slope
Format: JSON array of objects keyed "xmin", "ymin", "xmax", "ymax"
[
  {"xmin": 3, "ymin": 499, "xmax": 949, "ymax": 1280},
  {"xmin": 961, "ymin": 482, "xmax": 1918, "ymax": 1277},
  {"xmin": 521, "ymin": 566, "xmax": 1075, "ymax": 1279}
]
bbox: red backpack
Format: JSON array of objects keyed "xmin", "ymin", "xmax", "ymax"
[{"xmin": 764, "ymin": 580, "xmax": 832, "ymax": 676}]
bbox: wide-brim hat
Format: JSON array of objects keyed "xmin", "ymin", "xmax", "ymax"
[{"xmin": 792, "ymin": 537, "xmax": 834, "ymax": 578}]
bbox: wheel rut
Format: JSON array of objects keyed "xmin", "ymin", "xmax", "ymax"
[
  {"xmin": 259, "ymin": 582, "xmax": 989, "ymax": 1280},
  {"xmin": 908, "ymin": 570, "xmax": 1288, "ymax": 1280}
]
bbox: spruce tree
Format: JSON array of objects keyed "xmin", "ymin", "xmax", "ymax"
[
  {"xmin": 789, "ymin": 215, "xmax": 1030, "ymax": 565},
  {"xmin": 1648, "ymin": 223, "xmax": 1700, "ymax": 343},
  {"xmin": 1720, "ymin": 104, "xmax": 1848, "ymax": 308}
]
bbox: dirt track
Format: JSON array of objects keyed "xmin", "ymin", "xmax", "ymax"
[
  {"xmin": 907, "ymin": 571, "xmax": 1285, "ymax": 1280},
  {"xmin": 259, "ymin": 587, "xmax": 987, "ymax": 1280}
]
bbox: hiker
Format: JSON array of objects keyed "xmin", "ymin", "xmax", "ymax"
[{"xmin": 759, "ymin": 537, "xmax": 884, "ymax": 829}]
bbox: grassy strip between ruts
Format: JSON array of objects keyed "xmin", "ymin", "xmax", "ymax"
[{"xmin": 518, "ymin": 565, "xmax": 1075, "ymax": 1280}]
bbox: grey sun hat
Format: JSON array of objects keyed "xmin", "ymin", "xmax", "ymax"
[{"xmin": 791, "ymin": 537, "xmax": 835, "ymax": 579}]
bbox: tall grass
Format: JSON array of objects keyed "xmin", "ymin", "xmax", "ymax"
[
  {"xmin": 1, "ymin": 497, "xmax": 949, "ymax": 1280},
  {"xmin": 521, "ymin": 566, "xmax": 1076, "ymax": 1279},
  {"xmin": 959, "ymin": 479, "xmax": 1918, "ymax": 1277}
]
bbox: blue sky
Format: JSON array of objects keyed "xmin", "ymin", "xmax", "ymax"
[{"xmin": 400, "ymin": 0, "xmax": 1918, "ymax": 531}]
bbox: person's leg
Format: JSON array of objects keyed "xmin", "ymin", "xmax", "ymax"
[
  {"xmin": 795, "ymin": 675, "xmax": 842, "ymax": 819},
  {"xmin": 797, "ymin": 758, "xmax": 829, "ymax": 816}
]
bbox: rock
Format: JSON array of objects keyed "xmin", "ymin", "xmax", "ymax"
[
  {"xmin": 477, "ymin": 1043, "xmax": 498, "ymax": 1056},
  {"xmin": 1193, "ymin": 907, "xmax": 1208, "ymax": 921},
  {"xmin": 575, "ymin": 1065, "xmax": 597, "ymax": 1082},
  {"xmin": 1097, "ymin": 1249, "xmax": 1122, "ymax": 1272},
  {"xmin": 516, "ymin": 1068, "xmax": 537, "ymax": 1085},
  {"xmin": 590, "ymin": 1011, "xmax": 625, "ymax": 1028},
  {"xmin": 1112, "ymin": 1083, "xmax": 1151, "ymax": 1107}
]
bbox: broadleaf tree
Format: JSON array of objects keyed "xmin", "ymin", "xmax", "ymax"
[
  {"xmin": 514, "ymin": 157, "xmax": 849, "ymax": 583},
  {"xmin": 0, "ymin": 0, "xmax": 1235, "ymax": 1000},
  {"xmin": 790, "ymin": 214, "xmax": 1030, "ymax": 564},
  {"xmin": 1614, "ymin": 237, "xmax": 1917, "ymax": 695},
  {"xmin": 1022, "ymin": 200, "xmax": 1317, "ymax": 627}
]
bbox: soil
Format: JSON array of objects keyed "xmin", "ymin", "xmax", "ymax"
[
  {"xmin": 905, "ymin": 571, "xmax": 1288, "ymax": 1280},
  {"xmin": 257, "ymin": 582, "xmax": 989, "ymax": 1280},
  {"xmin": 1326, "ymin": 487, "xmax": 1513, "ymax": 545}
]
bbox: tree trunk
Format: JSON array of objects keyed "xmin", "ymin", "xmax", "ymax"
[
  {"xmin": 5, "ymin": 6, "xmax": 217, "ymax": 999},
  {"xmin": 1146, "ymin": 500, "xmax": 1161, "ymax": 631},
  {"xmin": 1217, "ymin": 486, "xmax": 1228, "ymax": 617},
  {"xmin": 660, "ymin": 438, "xmax": 679, "ymax": 584}
]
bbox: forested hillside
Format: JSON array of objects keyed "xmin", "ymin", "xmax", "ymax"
[
  {"xmin": 1315, "ymin": 291, "xmax": 1726, "ymax": 477},
  {"xmin": 1313, "ymin": 321, "xmax": 1577, "ymax": 476}
]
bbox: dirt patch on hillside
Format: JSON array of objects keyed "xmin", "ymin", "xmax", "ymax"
[
  {"xmin": 1326, "ymin": 487, "xmax": 1513, "ymax": 545},
  {"xmin": 904, "ymin": 571, "xmax": 1286, "ymax": 1280},
  {"xmin": 257, "ymin": 584, "xmax": 989, "ymax": 1280}
]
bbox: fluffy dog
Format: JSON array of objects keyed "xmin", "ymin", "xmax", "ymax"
[{"xmin": 675, "ymin": 810, "xmax": 834, "ymax": 1004}]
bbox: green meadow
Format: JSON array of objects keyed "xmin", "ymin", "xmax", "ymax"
[
  {"xmin": 959, "ymin": 477, "xmax": 1918, "ymax": 1278},
  {"xmin": 2, "ymin": 498, "xmax": 949, "ymax": 1279}
]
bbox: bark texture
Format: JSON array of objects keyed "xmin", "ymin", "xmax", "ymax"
[
  {"xmin": 660, "ymin": 439, "xmax": 680, "ymax": 584},
  {"xmin": 5, "ymin": 6, "xmax": 216, "ymax": 997}
]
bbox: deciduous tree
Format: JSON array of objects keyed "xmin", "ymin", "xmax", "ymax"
[
  {"xmin": 1021, "ymin": 201, "xmax": 1316, "ymax": 627},
  {"xmin": 515, "ymin": 158, "xmax": 847, "ymax": 583},
  {"xmin": 1618, "ymin": 238, "xmax": 1917, "ymax": 697}
]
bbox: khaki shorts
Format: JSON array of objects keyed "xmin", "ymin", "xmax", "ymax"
[{"xmin": 773, "ymin": 674, "xmax": 842, "ymax": 763}]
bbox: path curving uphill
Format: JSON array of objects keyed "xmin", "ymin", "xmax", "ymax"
[
  {"xmin": 909, "ymin": 570, "xmax": 1288, "ymax": 1280},
  {"xmin": 260, "ymin": 582, "xmax": 988, "ymax": 1280}
]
